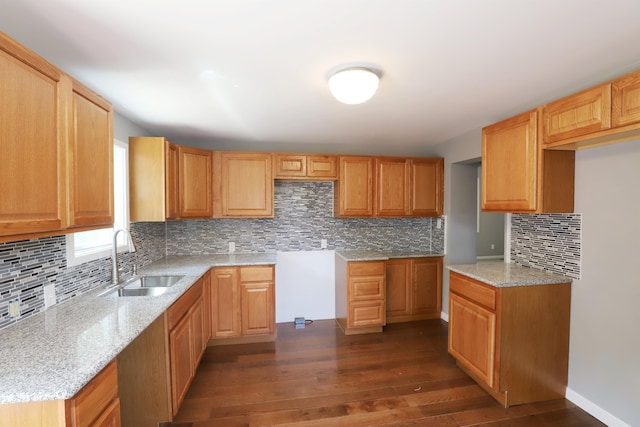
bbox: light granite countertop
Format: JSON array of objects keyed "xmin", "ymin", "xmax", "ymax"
[
  {"xmin": 336, "ymin": 250, "xmax": 444, "ymax": 262},
  {"xmin": 0, "ymin": 253, "xmax": 276, "ymax": 404},
  {"xmin": 447, "ymin": 262, "xmax": 572, "ymax": 287}
]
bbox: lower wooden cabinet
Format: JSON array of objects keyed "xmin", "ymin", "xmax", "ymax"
[
  {"xmin": 386, "ymin": 257, "xmax": 442, "ymax": 323},
  {"xmin": 335, "ymin": 256, "xmax": 386, "ymax": 335},
  {"xmin": 0, "ymin": 360, "xmax": 121, "ymax": 427},
  {"xmin": 210, "ymin": 265, "xmax": 276, "ymax": 343},
  {"xmin": 448, "ymin": 271, "xmax": 571, "ymax": 407}
]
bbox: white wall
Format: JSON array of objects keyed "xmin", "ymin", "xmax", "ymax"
[
  {"xmin": 568, "ymin": 139, "xmax": 640, "ymax": 426},
  {"xmin": 275, "ymin": 251, "xmax": 335, "ymax": 323},
  {"xmin": 432, "ymin": 130, "xmax": 482, "ymax": 315},
  {"xmin": 476, "ymin": 166, "xmax": 505, "ymax": 258}
]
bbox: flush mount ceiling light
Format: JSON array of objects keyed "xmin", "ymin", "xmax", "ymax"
[{"xmin": 328, "ymin": 67, "xmax": 380, "ymax": 104}]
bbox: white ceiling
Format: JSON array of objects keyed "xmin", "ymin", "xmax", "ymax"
[{"xmin": 2, "ymin": 0, "xmax": 640, "ymax": 156}]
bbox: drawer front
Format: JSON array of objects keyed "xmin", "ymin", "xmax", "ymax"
[
  {"xmin": 240, "ymin": 265, "xmax": 274, "ymax": 282},
  {"xmin": 450, "ymin": 272, "xmax": 497, "ymax": 311},
  {"xmin": 349, "ymin": 261, "xmax": 385, "ymax": 276},
  {"xmin": 349, "ymin": 300, "xmax": 385, "ymax": 327},
  {"xmin": 68, "ymin": 360, "xmax": 119, "ymax": 427},
  {"xmin": 167, "ymin": 278, "xmax": 203, "ymax": 330},
  {"xmin": 349, "ymin": 276, "xmax": 385, "ymax": 300}
]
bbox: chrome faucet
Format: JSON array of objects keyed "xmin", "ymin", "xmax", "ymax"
[{"xmin": 111, "ymin": 228, "xmax": 137, "ymax": 285}]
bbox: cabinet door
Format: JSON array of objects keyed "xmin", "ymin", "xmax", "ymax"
[
  {"xmin": 448, "ymin": 293, "xmax": 496, "ymax": 388},
  {"xmin": 307, "ymin": 155, "xmax": 337, "ymax": 179},
  {"xmin": 67, "ymin": 360, "xmax": 119, "ymax": 427},
  {"xmin": 274, "ymin": 153, "xmax": 306, "ymax": 178},
  {"xmin": 375, "ymin": 158, "xmax": 410, "ymax": 216},
  {"xmin": 543, "ymin": 84, "xmax": 611, "ymax": 145},
  {"xmin": 217, "ymin": 152, "xmax": 273, "ymax": 217},
  {"xmin": 612, "ymin": 70, "xmax": 640, "ymax": 127},
  {"xmin": 211, "ymin": 268, "xmax": 241, "ymax": 337},
  {"xmin": 240, "ymin": 281, "xmax": 274, "ymax": 335},
  {"xmin": 413, "ymin": 257, "xmax": 442, "ymax": 316},
  {"xmin": 0, "ymin": 37, "xmax": 67, "ymax": 238},
  {"xmin": 91, "ymin": 399, "xmax": 121, "ymax": 427},
  {"xmin": 410, "ymin": 159, "xmax": 443, "ymax": 217},
  {"xmin": 179, "ymin": 146, "xmax": 212, "ymax": 218},
  {"xmin": 68, "ymin": 79, "xmax": 113, "ymax": 229},
  {"xmin": 482, "ymin": 110, "xmax": 538, "ymax": 212},
  {"xmin": 191, "ymin": 297, "xmax": 205, "ymax": 366},
  {"xmin": 385, "ymin": 259, "xmax": 412, "ymax": 319},
  {"xmin": 165, "ymin": 141, "xmax": 180, "ymax": 219},
  {"xmin": 336, "ymin": 156, "xmax": 374, "ymax": 217},
  {"xmin": 169, "ymin": 312, "xmax": 194, "ymax": 415},
  {"xmin": 349, "ymin": 300, "xmax": 385, "ymax": 328}
]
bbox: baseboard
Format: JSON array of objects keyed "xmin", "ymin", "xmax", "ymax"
[
  {"xmin": 476, "ymin": 255, "xmax": 504, "ymax": 261},
  {"xmin": 566, "ymin": 387, "xmax": 631, "ymax": 427},
  {"xmin": 440, "ymin": 311, "xmax": 448, "ymax": 322}
]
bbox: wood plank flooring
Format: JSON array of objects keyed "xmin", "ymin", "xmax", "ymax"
[{"xmin": 166, "ymin": 319, "xmax": 605, "ymax": 426}]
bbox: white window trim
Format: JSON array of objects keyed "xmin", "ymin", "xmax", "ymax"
[{"xmin": 66, "ymin": 139, "xmax": 130, "ymax": 267}]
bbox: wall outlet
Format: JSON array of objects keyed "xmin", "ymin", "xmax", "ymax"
[
  {"xmin": 436, "ymin": 218, "xmax": 442, "ymax": 229},
  {"xmin": 44, "ymin": 284, "xmax": 56, "ymax": 308},
  {"xmin": 228, "ymin": 241, "xmax": 235, "ymax": 253},
  {"xmin": 491, "ymin": 243, "xmax": 495, "ymax": 250},
  {"xmin": 8, "ymin": 297, "xmax": 20, "ymax": 318},
  {"xmin": 320, "ymin": 239, "xmax": 327, "ymax": 249}
]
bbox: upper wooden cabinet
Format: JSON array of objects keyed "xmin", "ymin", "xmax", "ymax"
[
  {"xmin": 410, "ymin": 158, "xmax": 444, "ymax": 216},
  {"xmin": 335, "ymin": 156, "xmax": 374, "ymax": 217},
  {"xmin": 68, "ymin": 79, "xmax": 114, "ymax": 230},
  {"xmin": 612, "ymin": 70, "xmax": 640, "ymax": 127},
  {"xmin": 0, "ymin": 30, "xmax": 113, "ymax": 243},
  {"xmin": 542, "ymin": 84, "xmax": 611, "ymax": 145},
  {"xmin": 213, "ymin": 152, "xmax": 273, "ymax": 218},
  {"xmin": 482, "ymin": 110, "xmax": 575, "ymax": 213},
  {"xmin": 129, "ymin": 136, "xmax": 180, "ymax": 221},
  {"xmin": 274, "ymin": 153, "xmax": 338, "ymax": 180},
  {"xmin": 179, "ymin": 146, "xmax": 213, "ymax": 218},
  {"xmin": 375, "ymin": 158, "xmax": 410, "ymax": 217}
]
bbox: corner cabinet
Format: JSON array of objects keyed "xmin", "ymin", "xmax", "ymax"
[
  {"xmin": 129, "ymin": 136, "xmax": 180, "ymax": 221},
  {"xmin": 213, "ymin": 152, "xmax": 274, "ymax": 218},
  {"xmin": 386, "ymin": 257, "xmax": 442, "ymax": 323},
  {"xmin": 481, "ymin": 109, "xmax": 575, "ymax": 213},
  {"xmin": 448, "ymin": 271, "xmax": 571, "ymax": 407},
  {"xmin": 335, "ymin": 256, "xmax": 386, "ymax": 335},
  {"xmin": 210, "ymin": 265, "xmax": 276, "ymax": 343},
  {"xmin": 0, "ymin": 31, "xmax": 114, "ymax": 242}
]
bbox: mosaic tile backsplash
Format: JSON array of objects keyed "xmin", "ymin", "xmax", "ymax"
[
  {"xmin": 166, "ymin": 181, "xmax": 444, "ymax": 254},
  {"xmin": 0, "ymin": 222, "xmax": 166, "ymax": 330},
  {"xmin": 510, "ymin": 213, "xmax": 581, "ymax": 279}
]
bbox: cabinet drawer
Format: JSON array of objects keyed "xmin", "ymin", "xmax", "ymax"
[
  {"xmin": 167, "ymin": 279, "xmax": 203, "ymax": 330},
  {"xmin": 67, "ymin": 360, "xmax": 118, "ymax": 427},
  {"xmin": 349, "ymin": 300, "xmax": 385, "ymax": 327},
  {"xmin": 240, "ymin": 265, "xmax": 274, "ymax": 282},
  {"xmin": 450, "ymin": 272, "xmax": 496, "ymax": 311},
  {"xmin": 349, "ymin": 276, "xmax": 385, "ymax": 300},
  {"xmin": 349, "ymin": 261, "xmax": 385, "ymax": 276}
]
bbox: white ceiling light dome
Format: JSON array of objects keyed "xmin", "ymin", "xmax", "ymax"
[{"xmin": 328, "ymin": 67, "xmax": 380, "ymax": 104}]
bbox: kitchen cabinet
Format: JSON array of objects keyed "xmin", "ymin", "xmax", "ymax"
[
  {"xmin": 375, "ymin": 157, "xmax": 410, "ymax": 216},
  {"xmin": 335, "ymin": 256, "xmax": 386, "ymax": 335},
  {"xmin": 213, "ymin": 151, "xmax": 273, "ymax": 218},
  {"xmin": 117, "ymin": 276, "xmax": 207, "ymax": 426},
  {"xmin": 448, "ymin": 271, "xmax": 571, "ymax": 407},
  {"xmin": 0, "ymin": 31, "xmax": 114, "ymax": 242},
  {"xmin": 335, "ymin": 156, "xmax": 374, "ymax": 217},
  {"xmin": 274, "ymin": 153, "xmax": 338, "ymax": 180},
  {"xmin": 129, "ymin": 136, "xmax": 180, "ymax": 221},
  {"xmin": 179, "ymin": 146, "xmax": 213, "ymax": 218},
  {"xmin": 542, "ymin": 84, "xmax": 611, "ymax": 146},
  {"xmin": 386, "ymin": 257, "xmax": 442, "ymax": 323},
  {"xmin": 612, "ymin": 69, "xmax": 640, "ymax": 127},
  {"xmin": 210, "ymin": 265, "xmax": 276, "ymax": 343},
  {"xmin": 410, "ymin": 158, "xmax": 444, "ymax": 216},
  {"xmin": 0, "ymin": 360, "xmax": 121, "ymax": 426},
  {"xmin": 481, "ymin": 109, "xmax": 575, "ymax": 213},
  {"xmin": 67, "ymin": 79, "xmax": 114, "ymax": 230}
]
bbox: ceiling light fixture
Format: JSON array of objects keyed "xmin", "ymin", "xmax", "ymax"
[{"xmin": 328, "ymin": 67, "xmax": 380, "ymax": 104}]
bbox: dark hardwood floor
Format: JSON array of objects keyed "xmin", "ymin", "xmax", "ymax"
[{"xmin": 167, "ymin": 319, "xmax": 604, "ymax": 426}]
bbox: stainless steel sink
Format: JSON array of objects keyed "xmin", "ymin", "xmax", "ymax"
[
  {"xmin": 117, "ymin": 287, "xmax": 169, "ymax": 297},
  {"xmin": 131, "ymin": 275, "xmax": 184, "ymax": 288},
  {"xmin": 100, "ymin": 275, "xmax": 184, "ymax": 297}
]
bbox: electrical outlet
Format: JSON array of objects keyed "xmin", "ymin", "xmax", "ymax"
[
  {"xmin": 228, "ymin": 241, "xmax": 235, "ymax": 253},
  {"xmin": 44, "ymin": 284, "xmax": 56, "ymax": 308},
  {"xmin": 321, "ymin": 239, "xmax": 327, "ymax": 249},
  {"xmin": 8, "ymin": 297, "xmax": 20, "ymax": 318},
  {"xmin": 491, "ymin": 244, "xmax": 495, "ymax": 250},
  {"xmin": 436, "ymin": 218, "xmax": 442, "ymax": 229}
]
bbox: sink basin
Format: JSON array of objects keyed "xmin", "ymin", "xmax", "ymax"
[
  {"xmin": 132, "ymin": 275, "xmax": 184, "ymax": 288},
  {"xmin": 117, "ymin": 287, "xmax": 169, "ymax": 297}
]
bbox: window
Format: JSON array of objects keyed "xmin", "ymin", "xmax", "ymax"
[{"xmin": 66, "ymin": 139, "xmax": 130, "ymax": 266}]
